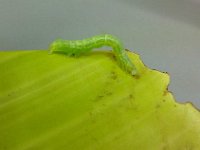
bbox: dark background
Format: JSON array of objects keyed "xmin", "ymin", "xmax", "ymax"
[{"xmin": 0, "ymin": 0, "xmax": 200, "ymax": 108}]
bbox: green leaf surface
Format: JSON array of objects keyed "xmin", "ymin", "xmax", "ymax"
[{"xmin": 0, "ymin": 50, "xmax": 200, "ymax": 150}]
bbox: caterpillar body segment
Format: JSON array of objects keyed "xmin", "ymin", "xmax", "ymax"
[{"xmin": 49, "ymin": 34, "xmax": 137, "ymax": 75}]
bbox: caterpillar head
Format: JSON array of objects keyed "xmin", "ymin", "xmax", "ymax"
[
  {"xmin": 117, "ymin": 54, "xmax": 138, "ymax": 76},
  {"xmin": 126, "ymin": 62, "xmax": 137, "ymax": 76}
]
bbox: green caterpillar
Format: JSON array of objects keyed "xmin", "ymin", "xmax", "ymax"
[{"xmin": 49, "ymin": 34, "xmax": 137, "ymax": 75}]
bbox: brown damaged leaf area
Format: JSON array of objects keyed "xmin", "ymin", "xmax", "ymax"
[{"xmin": 0, "ymin": 50, "xmax": 200, "ymax": 150}]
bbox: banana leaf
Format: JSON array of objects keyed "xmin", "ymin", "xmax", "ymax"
[{"xmin": 0, "ymin": 50, "xmax": 200, "ymax": 150}]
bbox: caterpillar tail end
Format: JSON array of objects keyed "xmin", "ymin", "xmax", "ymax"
[
  {"xmin": 48, "ymin": 49, "xmax": 53, "ymax": 55},
  {"xmin": 48, "ymin": 42, "xmax": 56, "ymax": 54}
]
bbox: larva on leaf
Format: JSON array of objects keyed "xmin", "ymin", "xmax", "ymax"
[{"xmin": 49, "ymin": 34, "xmax": 137, "ymax": 75}]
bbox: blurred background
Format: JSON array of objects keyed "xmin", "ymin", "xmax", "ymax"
[{"xmin": 0, "ymin": 0, "xmax": 200, "ymax": 108}]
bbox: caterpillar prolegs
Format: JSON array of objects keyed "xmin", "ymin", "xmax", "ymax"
[{"xmin": 49, "ymin": 34, "xmax": 137, "ymax": 75}]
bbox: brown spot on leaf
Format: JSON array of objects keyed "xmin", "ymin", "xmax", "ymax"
[
  {"xmin": 129, "ymin": 94, "xmax": 134, "ymax": 99},
  {"xmin": 156, "ymin": 104, "xmax": 161, "ymax": 109},
  {"xmin": 110, "ymin": 71, "xmax": 118, "ymax": 80},
  {"xmin": 163, "ymin": 90, "xmax": 168, "ymax": 96},
  {"xmin": 133, "ymin": 74, "xmax": 140, "ymax": 79},
  {"xmin": 105, "ymin": 91, "xmax": 112, "ymax": 96},
  {"xmin": 98, "ymin": 95, "xmax": 104, "ymax": 99}
]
